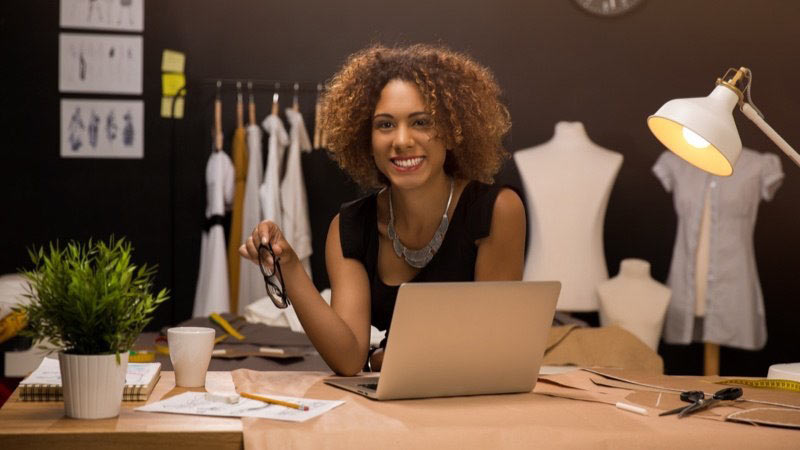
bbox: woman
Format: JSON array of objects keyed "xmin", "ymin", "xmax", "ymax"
[{"xmin": 240, "ymin": 44, "xmax": 526, "ymax": 375}]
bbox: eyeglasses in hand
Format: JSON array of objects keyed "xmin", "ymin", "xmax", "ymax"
[{"xmin": 258, "ymin": 243, "xmax": 289, "ymax": 309}]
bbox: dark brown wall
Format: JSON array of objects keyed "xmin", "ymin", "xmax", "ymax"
[{"xmin": 1, "ymin": 0, "xmax": 798, "ymax": 375}]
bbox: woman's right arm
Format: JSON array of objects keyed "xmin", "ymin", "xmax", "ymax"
[{"xmin": 240, "ymin": 215, "xmax": 371, "ymax": 375}]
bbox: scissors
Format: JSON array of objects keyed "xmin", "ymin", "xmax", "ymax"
[{"xmin": 659, "ymin": 387, "xmax": 743, "ymax": 418}]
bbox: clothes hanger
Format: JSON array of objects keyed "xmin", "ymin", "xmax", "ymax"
[
  {"xmin": 247, "ymin": 81, "xmax": 256, "ymax": 127},
  {"xmin": 271, "ymin": 82, "xmax": 280, "ymax": 116},
  {"xmin": 236, "ymin": 81, "xmax": 244, "ymax": 129},
  {"xmin": 292, "ymin": 82, "xmax": 300, "ymax": 111},
  {"xmin": 214, "ymin": 80, "xmax": 223, "ymax": 152}
]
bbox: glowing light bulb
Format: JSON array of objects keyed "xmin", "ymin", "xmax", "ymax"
[{"xmin": 682, "ymin": 127, "xmax": 711, "ymax": 149}]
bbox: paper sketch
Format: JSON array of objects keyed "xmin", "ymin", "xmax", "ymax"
[
  {"xmin": 136, "ymin": 392, "xmax": 345, "ymax": 423},
  {"xmin": 61, "ymin": 99, "xmax": 143, "ymax": 158},
  {"xmin": 60, "ymin": 33, "xmax": 142, "ymax": 94},
  {"xmin": 60, "ymin": 0, "xmax": 144, "ymax": 32}
]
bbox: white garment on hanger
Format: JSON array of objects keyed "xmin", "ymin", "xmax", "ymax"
[
  {"xmin": 237, "ymin": 124, "xmax": 266, "ymax": 315},
  {"xmin": 281, "ymin": 108, "xmax": 313, "ymax": 278},
  {"xmin": 253, "ymin": 114, "xmax": 290, "ymax": 322},
  {"xmin": 193, "ymin": 150, "xmax": 234, "ymax": 317},
  {"xmin": 259, "ymin": 114, "xmax": 288, "ymax": 226}
]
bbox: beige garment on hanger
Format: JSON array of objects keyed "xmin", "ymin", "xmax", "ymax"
[{"xmin": 227, "ymin": 125, "xmax": 248, "ymax": 313}]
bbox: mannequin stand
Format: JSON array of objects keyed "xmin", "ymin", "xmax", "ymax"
[{"xmin": 704, "ymin": 342, "xmax": 720, "ymax": 375}]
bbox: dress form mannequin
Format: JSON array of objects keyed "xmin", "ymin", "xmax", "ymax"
[
  {"xmin": 514, "ymin": 121, "xmax": 623, "ymax": 311},
  {"xmin": 597, "ymin": 258, "xmax": 670, "ymax": 351}
]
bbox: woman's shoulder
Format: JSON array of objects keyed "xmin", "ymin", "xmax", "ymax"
[
  {"xmin": 338, "ymin": 190, "xmax": 380, "ymax": 260},
  {"xmin": 458, "ymin": 180, "xmax": 524, "ymax": 240},
  {"xmin": 340, "ymin": 190, "xmax": 379, "ymax": 218},
  {"xmin": 459, "ymin": 180, "xmax": 520, "ymax": 210}
]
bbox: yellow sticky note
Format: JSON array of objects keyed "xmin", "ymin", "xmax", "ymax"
[
  {"xmin": 161, "ymin": 96, "xmax": 185, "ymax": 119},
  {"xmin": 161, "ymin": 49, "xmax": 186, "ymax": 73},
  {"xmin": 162, "ymin": 73, "xmax": 186, "ymax": 96}
]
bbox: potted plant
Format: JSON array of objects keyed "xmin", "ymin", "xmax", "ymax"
[{"xmin": 16, "ymin": 237, "xmax": 168, "ymax": 419}]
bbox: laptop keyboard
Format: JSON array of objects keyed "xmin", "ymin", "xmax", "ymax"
[{"xmin": 358, "ymin": 383, "xmax": 378, "ymax": 390}]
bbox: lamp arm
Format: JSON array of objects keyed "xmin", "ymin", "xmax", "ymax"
[{"xmin": 741, "ymin": 103, "xmax": 800, "ymax": 168}]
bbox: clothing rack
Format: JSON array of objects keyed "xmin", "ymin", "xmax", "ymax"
[
  {"xmin": 166, "ymin": 74, "xmax": 325, "ymax": 324},
  {"xmin": 199, "ymin": 78, "xmax": 323, "ymax": 94}
]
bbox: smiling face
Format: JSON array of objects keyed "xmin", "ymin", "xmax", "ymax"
[{"xmin": 371, "ymin": 79, "xmax": 448, "ymax": 191}]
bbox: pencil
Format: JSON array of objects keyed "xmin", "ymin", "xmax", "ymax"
[{"xmin": 240, "ymin": 392, "xmax": 309, "ymax": 411}]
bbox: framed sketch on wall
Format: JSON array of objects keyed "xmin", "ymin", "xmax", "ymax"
[
  {"xmin": 61, "ymin": 99, "xmax": 144, "ymax": 159},
  {"xmin": 59, "ymin": 33, "xmax": 143, "ymax": 94},
  {"xmin": 60, "ymin": 0, "xmax": 144, "ymax": 32}
]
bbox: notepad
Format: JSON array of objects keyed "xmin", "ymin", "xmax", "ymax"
[{"xmin": 18, "ymin": 357, "xmax": 161, "ymax": 402}]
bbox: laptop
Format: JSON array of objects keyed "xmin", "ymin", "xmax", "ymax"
[{"xmin": 324, "ymin": 280, "xmax": 560, "ymax": 400}]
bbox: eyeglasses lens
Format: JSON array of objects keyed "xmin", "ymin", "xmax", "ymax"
[{"xmin": 258, "ymin": 244, "xmax": 289, "ymax": 309}]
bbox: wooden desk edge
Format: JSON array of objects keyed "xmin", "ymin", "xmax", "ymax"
[{"xmin": 0, "ymin": 371, "xmax": 243, "ymax": 450}]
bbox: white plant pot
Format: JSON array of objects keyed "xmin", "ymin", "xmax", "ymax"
[{"xmin": 58, "ymin": 351, "xmax": 129, "ymax": 419}]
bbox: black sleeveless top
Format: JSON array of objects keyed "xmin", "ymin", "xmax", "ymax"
[{"xmin": 339, "ymin": 181, "xmax": 508, "ymax": 342}]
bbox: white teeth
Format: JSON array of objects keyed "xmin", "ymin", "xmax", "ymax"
[{"xmin": 393, "ymin": 157, "xmax": 423, "ymax": 168}]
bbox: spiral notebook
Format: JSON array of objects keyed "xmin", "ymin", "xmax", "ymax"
[{"xmin": 18, "ymin": 357, "xmax": 161, "ymax": 402}]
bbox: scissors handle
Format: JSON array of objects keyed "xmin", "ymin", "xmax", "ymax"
[
  {"xmin": 680, "ymin": 391, "xmax": 705, "ymax": 403},
  {"xmin": 712, "ymin": 387, "xmax": 743, "ymax": 401}
]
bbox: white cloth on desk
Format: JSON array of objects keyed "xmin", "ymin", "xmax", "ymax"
[
  {"xmin": 0, "ymin": 273, "xmax": 28, "ymax": 319},
  {"xmin": 259, "ymin": 114, "xmax": 288, "ymax": 227},
  {"xmin": 652, "ymin": 149, "xmax": 783, "ymax": 350},
  {"xmin": 281, "ymin": 108, "xmax": 313, "ymax": 279},
  {"xmin": 244, "ymin": 289, "xmax": 331, "ymax": 333},
  {"xmin": 193, "ymin": 150, "xmax": 234, "ymax": 317},
  {"xmin": 237, "ymin": 124, "xmax": 266, "ymax": 315}
]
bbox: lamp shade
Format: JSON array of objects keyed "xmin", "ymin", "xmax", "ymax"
[{"xmin": 647, "ymin": 84, "xmax": 742, "ymax": 176}]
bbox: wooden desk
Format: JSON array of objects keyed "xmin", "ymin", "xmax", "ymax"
[
  {"xmin": 2, "ymin": 370, "xmax": 799, "ymax": 449},
  {"xmin": 233, "ymin": 370, "xmax": 800, "ymax": 449},
  {"xmin": 0, "ymin": 371, "xmax": 242, "ymax": 450}
]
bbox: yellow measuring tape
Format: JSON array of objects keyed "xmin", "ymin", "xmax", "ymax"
[{"xmin": 716, "ymin": 378, "xmax": 800, "ymax": 393}]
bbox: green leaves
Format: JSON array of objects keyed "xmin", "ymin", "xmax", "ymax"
[{"xmin": 16, "ymin": 237, "xmax": 169, "ymax": 356}]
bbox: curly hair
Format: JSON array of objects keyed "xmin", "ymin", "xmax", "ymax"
[{"xmin": 320, "ymin": 44, "xmax": 511, "ymax": 189}]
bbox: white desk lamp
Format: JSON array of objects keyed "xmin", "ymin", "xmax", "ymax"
[{"xmin": 647, "ymin": 67, "xmax": 800, "ymax": 176}]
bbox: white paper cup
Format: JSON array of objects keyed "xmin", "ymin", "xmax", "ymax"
[{"xmin": 168, "ymin": 327, "xmax": 215, "ymax": 387}]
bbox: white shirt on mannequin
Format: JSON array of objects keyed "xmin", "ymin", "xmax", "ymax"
[
  {"xmin": 652, "ymin": 148, "xmax": 783, "ymax": 349},
  {"xmin": 514, "ymin": 121, "xmax": 623, "ymax": 311},
  {"xmin": 596, "ymin": 258, "xmax": 670, "ymax": 351}
]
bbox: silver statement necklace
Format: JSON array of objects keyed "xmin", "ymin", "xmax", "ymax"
[{"xmin": 387, "ymin": 178, "xmax": 454, "ymax": 268}]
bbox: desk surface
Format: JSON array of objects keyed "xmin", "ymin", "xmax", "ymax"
[
  {"xmin": 1, "ymin": 370, "xmax": 798, "ymax": 450},
  {"xmin": 0, "ymin": 371, "xmax": 242, "ymax": 450}
]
